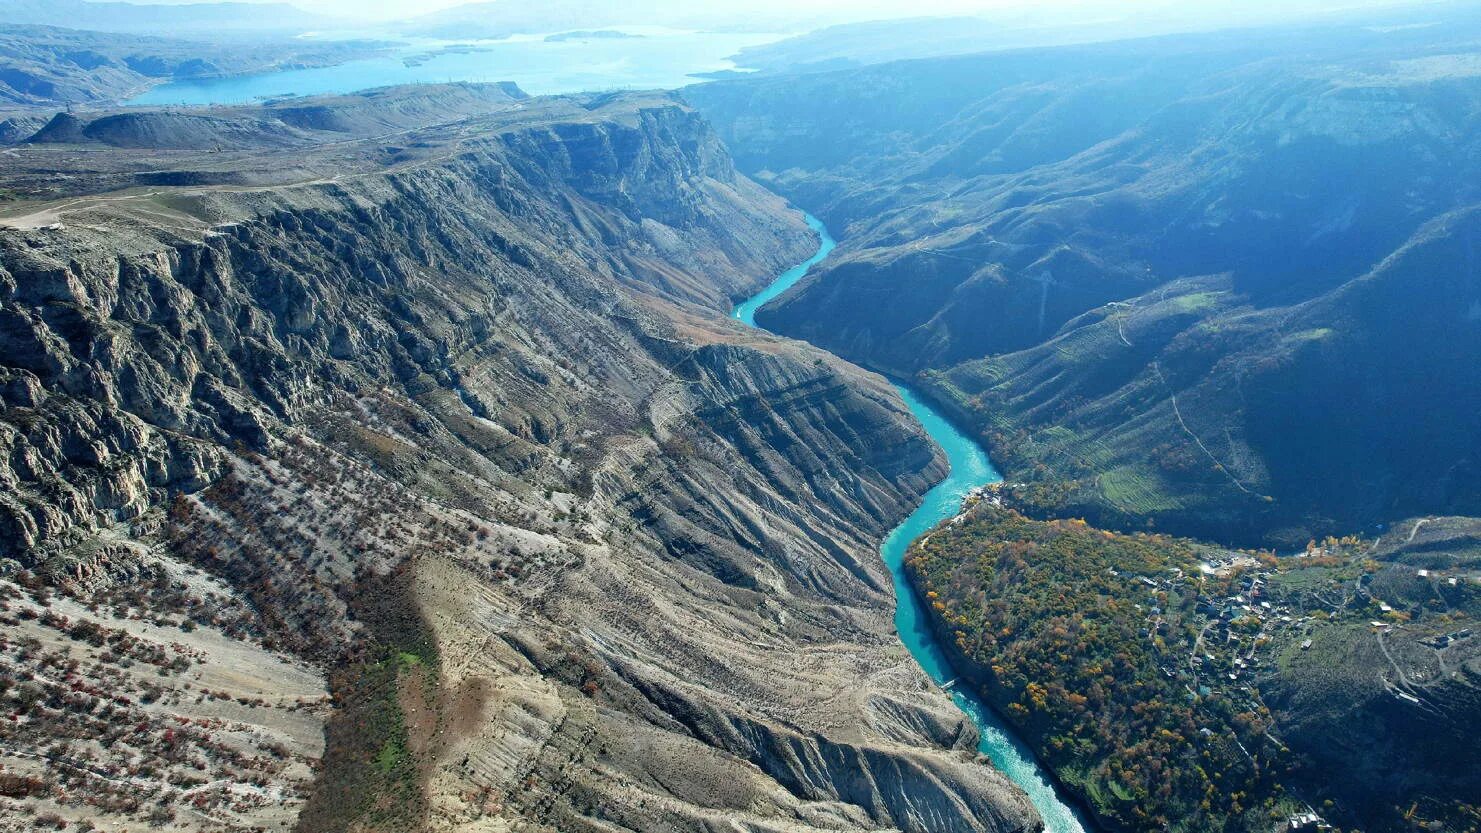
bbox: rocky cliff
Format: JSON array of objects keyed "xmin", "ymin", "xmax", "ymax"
[
  {"xmin": 689, "ymin": 9, "xmax": 1481, "ymax": 546},
  {"xmin": 0, "ymin": 87, "xmax": 1038, "ymax": 833}
]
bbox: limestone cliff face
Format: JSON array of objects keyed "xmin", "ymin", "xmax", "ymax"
[{"xmin": 0, "ymin": 90, "xmax": 1038, "ymax": 833}]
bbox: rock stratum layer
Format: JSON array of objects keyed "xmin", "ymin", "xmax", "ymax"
[
  {"xmin": 0, "ymin": 87, "xmax": 1039, "ymax": 833},
  {"xmin": 688, "ymin": 11, "xmax": 1481, "ymax": 833}
]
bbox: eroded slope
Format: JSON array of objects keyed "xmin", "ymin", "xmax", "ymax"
[
  {"xmin": 689, "ymin": 9, "xmax": 1481, "ymax": 545},
  {"xmin": 0, "ymin": 88, "xmax": 1038, "ymax": 833}
]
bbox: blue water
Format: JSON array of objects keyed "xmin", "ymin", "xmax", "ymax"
[
  {"xmin": 734, "ymin": 213, "xmax": 1091, "ymax": 833},
  {"xmin": 129, "ymin": 28, "xmax": 780, "ymax": 106},
  {"xmin": 731, "ymin": 213, "xmax": 835, "ymax": 326}
]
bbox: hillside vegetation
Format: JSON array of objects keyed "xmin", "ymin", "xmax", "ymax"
[
  {"xmin": 690, "ymin": 5, "xmax": 1481, "ymax": 546},
  {"xmin": 907, "ymin": 498, "xmax": 1481, "ymax": 833}
]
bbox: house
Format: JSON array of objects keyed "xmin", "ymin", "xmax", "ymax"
[{"xmin": 1287, "ymin": 811, "xmax": 1329, "ymax": 832}]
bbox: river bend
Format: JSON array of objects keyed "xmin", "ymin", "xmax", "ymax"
[{"xmin": 733, "ymin": 212, "xmax": 1089, "ymax": 833}]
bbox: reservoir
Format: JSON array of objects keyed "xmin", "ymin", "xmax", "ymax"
[
  {"xmin": 731, "ymin": 213, "xmax": 835, "ymax": 326},
  {"xmin": 129, "ymin": 27, "xmax": 780, "ymax": 106},
  {"xmin": 734, "ymin": 213, "xmax": 1090, "ymax": 833}
]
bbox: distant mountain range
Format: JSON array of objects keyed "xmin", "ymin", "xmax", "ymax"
[
  {"xmin": 727, "ymin": 1, "xmax": 1456, "ymax": 75},
  {"xmin": 396, "ymin": 0, "xmax": 926, "ymax": 39},
  {"xmin": 0, "ymin": 24, "xmax": 386, "ymax": 107},
  {"xmin": 0, "ymin": 0, "xmax": 332, "ymax": 35},
  {"xmin": 690, "ymin": 4, "xmax": 1481, "ymax": 548}
]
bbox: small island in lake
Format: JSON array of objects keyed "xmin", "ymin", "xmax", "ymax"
[{"xmin": 544, "ymin": 30, "xmax": 644, "ymax": 43}]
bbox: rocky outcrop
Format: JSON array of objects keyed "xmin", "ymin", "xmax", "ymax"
[
  {"xmin": 690, "ymin": 14, "xmax": 1481, "ymax": 545},
  {"xmin": 0, "ymin": 113, "xmax": 46, "ymax": 144},
  {"xmin": 0, "ymin": 89, "xmax": 1038, "ymax": 833},
  {"xmin": 0, "ymin": 93, "xmax": 798, "ymax": 567}
]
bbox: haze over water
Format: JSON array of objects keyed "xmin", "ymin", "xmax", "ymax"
[{"xmin": 129, "ymin": 27, "xmax": 781, "ymax": 105}]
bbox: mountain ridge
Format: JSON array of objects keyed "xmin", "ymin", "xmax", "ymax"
[
  {"xmin": 0, "ymin": 88, "xmax": 1040, "ymax": 833},
  {"xmin": 689, "ymin": 9, "xmax": 1481, "ymax": 546}
]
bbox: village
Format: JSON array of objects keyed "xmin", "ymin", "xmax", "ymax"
[
  {"xmin": 1118, "ymin": 540, "xmax": 1477, "ymax": 688},
  {"xmin": 1110, "ymin": 539, "xmax": 1480, "ymax": 833}
]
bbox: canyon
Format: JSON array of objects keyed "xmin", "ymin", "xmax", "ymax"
[
  {"xmin": 3, "ymin": 4, "xmax": 1481, "ymax": 832},
  {"xmin": 689, "ymin": 8, "xmax": 1481, "ymax": 547},
  {"xmin": 688, "ymin": 8, "xmax": 1481, "ymax": 831},
  {"xmin": 0, "ymin": 86, "xmax": 1038, "ymax": 832}
]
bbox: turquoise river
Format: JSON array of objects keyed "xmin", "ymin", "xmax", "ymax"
[{"xmin": 733, "ymin": 213, "xmax": 1091, "ymax": 833}]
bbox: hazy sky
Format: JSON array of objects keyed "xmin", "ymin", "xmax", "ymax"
[
  {"xmin": 121, "ymin": 0, "xmax": 1420, "ymax": 25},
  {"xmin": 359, "ymin": 0, "xmax": 1029, "ymax": 16},
  {"xmin": 122, "ymin": 0, "xmax": 1021, "ymax": 16}
]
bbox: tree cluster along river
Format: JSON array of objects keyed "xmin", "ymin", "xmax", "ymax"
[{"xmin": 733, "ymin": 213, "xmax": 1090, "ymax": 833}]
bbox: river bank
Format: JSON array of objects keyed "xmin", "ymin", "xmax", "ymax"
[{"xmin": 732, "ymin": 210, "xmax": 1091, "ymax": 833}]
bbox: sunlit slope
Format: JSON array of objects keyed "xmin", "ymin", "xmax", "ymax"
[{"xmin": 691, "ymin": 9, "xmax": 1481, "ymax": 544}]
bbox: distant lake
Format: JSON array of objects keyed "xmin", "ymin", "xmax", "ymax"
[{"xmin": 129, "ymin": 27, "xmax": 781, "ymax": 105}]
